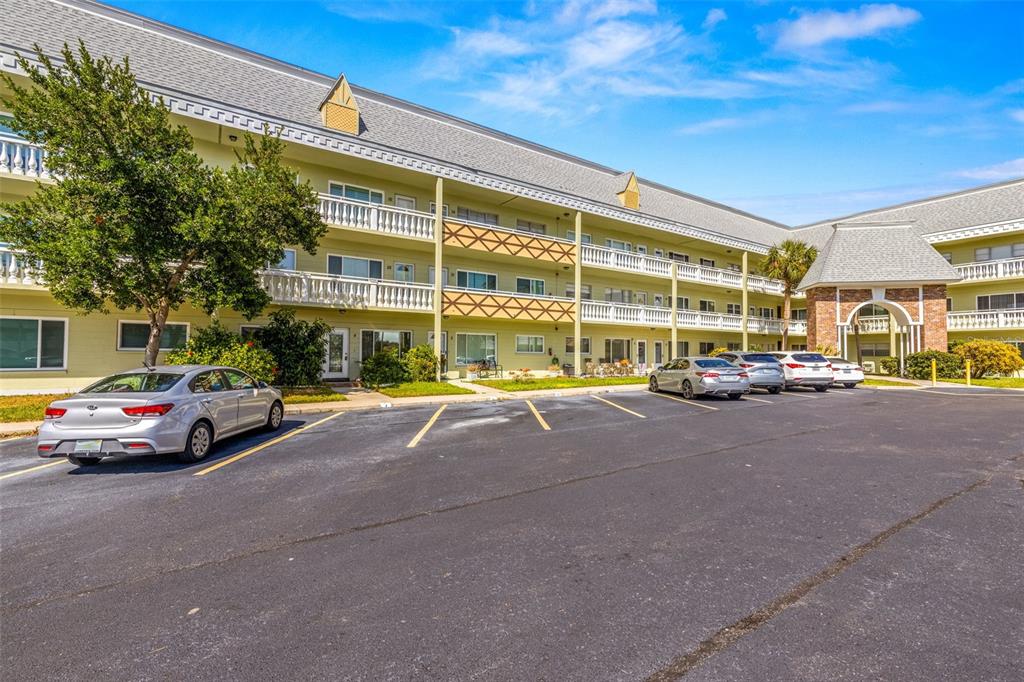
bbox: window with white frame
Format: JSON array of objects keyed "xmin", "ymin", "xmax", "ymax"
[
  {"xmin": 676, "ymin": 296, "xmax": 689, "ymax": 309},
  {"xmin": 726, "ymin": 303, "xmax": 742, "ymax": 315},
  {"xmin": 605, "ymin": 288, "xmax": 632, "ymax": 303},
  {"xmin": 516, "ymin": 277, "xmax": 545, "ymax": 296},
  {"xmin": 239, "ymin": 325, "xmax": 262, "ymax": 340},
  {"xmin": 428, "ymin": 266, "xmax": 449, "ymax": 284},
  {"xmin": 727, "ymin": 342, "xmax": 742, "ymax": 351},
  {"xmin": 699, "ymin": 258, "xmax": 716, "ymax": 268},
  {"xmin": 516, "ymin": 219, "xmax": 546, "ymax": 235},
  {"xmin": 606, "ymin": 238, "xmax": 630, "ymax": 252},
  {"xmin": 393, "ymin": 194, "xmax": 416, "ymax": 210},
  {"xmin": 394, "ymin": 263, "xmax": 415, "ymax": 282},
  {"xmin": 668, "ymin": 252, "xmax": 689, "ymax": 263},
  {"xmin": 515, "ymin": 335, "xmax": 545, "ymax": 354},
  {"xmin": 699, "ymin": 342, "xmax": 716, "ymax": 355},
  {"xmin": 699, "ymin": 299, "xmax": 716, "ymax": 312},
  {"xmin": 604, "ymin": 338, "xmax": 631, "ymax": 362},
  {"xmin": 457, "ymin": 270, "xmax": 497, "ymax": 290},
  {"xmin": 636, "ymin": 245, "xmax": 648, "ymax": 255},
  {"xmin": 566, "ymin": 230, "xmax": 592, "ymax": 244},
  {"xmin": 758, "ymin": 307, "xmax": 776, "ymax": 318},
  {"xmin": 566, "ymin": 283, "xmax": 592, "ymax": 299},
  {"xmin": 677, "ymin": 340, "xmax": 689, "ymax": 357},
  {"xmin": 653, "ymin": 294, "xmax": 664, "ymax": 307},
  {"xmin": 328, "ymin": 255, "xmax": 383, "ymax": 279},
  {"xmin": 975, "ymin": 244, "xmax": 1024, "ymax": 261},
  {"xmin": 654, "ymin": 248, "xmax": 664, "ymax": 258},
  {"xmin": 791, "ymin": 308, "xmax": 807, "ymax": 321},
  {"xmin": 0, "ymin": 317, "xmax": 66, "ymax": 369},
  {"xmin": 428, "ymin": 202, "xmax": 450, "ymax": 216},
  {"xmin": 635, "ymin": 291, "xmax": 648, "ymax": 305},
  {"xmin": 456, "ymin": 333, "xmax": 497, "ymax": 366},
  {"xmin": 276, "ymin": 249, "xmax": 296, "ymax": 270},
  {"xmin": 457, "ymin": 207, "xmax": 498, "ymax": 225},
  {"xmin": 329, "ymin": 182, "xmax": 383, "ymax": 204},
  {"xmin": 118, "ymin": 321, "xmax": 188, "ymax": 351},
  {"xmin": 565, "ymin": 336, "xmax": 592, "ymax": 354},
  {"xmin": 359, "ymin": 330, "xmax": 412, "ymax": 362},
  {"xmin": 977, "ymin": 292, "xmax": 1024, "ymax": 310}
]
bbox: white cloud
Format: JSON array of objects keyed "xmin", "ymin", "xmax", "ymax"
[
  {"xmin": 1009, "ymin": 109, "xmax": 1024, "ymax": 124},
  {"xmin": 841, "ymin": 100, "xmax": 909, "ymax": 114},
  {"xmin": 768, "ymin": 4, "xmax": 922, "ymax": 50},
  {"xmin": 454, "ymin": 29, "xmax": 533, "ymax": 57},
  {"xmin": 702, "ymin": 8, "xmax": 727, "ymax": 31},
  {"xmin": 677, "ymin": 116, "xmax": 746, "ymax": 135},
  {"xmin": 954, "ymin": 158, "xmax": 1024, "ymax": 181}
]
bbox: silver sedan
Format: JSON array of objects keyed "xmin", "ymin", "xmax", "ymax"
[
  {"xmin": 37, "ymin": 365, "xmax": 284, "ymax": 466},
  {"xmin": 648, "ymin": 356, "xmax": 751, "ymax": 400}
]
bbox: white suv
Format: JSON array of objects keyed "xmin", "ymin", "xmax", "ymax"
[{"xmin": 771, "ymin": 352, "xmax": 833, "ymax": 392}]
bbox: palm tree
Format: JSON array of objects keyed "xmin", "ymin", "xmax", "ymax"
[{"xmin": 760, "ymin": 240, "xmax": 818, "ymax": 351}]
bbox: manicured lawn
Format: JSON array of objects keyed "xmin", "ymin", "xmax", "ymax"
[
  {"xmin": 280, "ymin": 386, "xmax": 348, "ymax": 404},
  {"xmin": 377, "ymin": 382, "xmax": 476, "ymax": 398},
  {"xmin": 0, "ymin": 393, "xmax": 73, "ymax": 424},
  {"xmin": 942, "ymin": 377, "xmax": 1024, "ymax": 389},
  {"xmin": 475, "ymin": 376, "xmax": 648, "ymax": 392},
  {"xmin": 862, "ymin": 378, "xmax": 916, "ymax": 387}
]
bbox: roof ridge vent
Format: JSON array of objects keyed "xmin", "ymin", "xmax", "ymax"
[{"xmin": 319, "ymin": 74, "xmax": 360, "ymax": 134}]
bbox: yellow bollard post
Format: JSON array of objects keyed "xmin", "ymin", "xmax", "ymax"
[
  {"xmin": 931, "ymin": 358, "xmax": 937, "ymax": 387},
  {"xmin": 965, "ymin": 359, "xmax": 972, "ymax": 387}
]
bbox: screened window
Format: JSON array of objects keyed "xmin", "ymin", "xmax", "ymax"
[
  {"xmin": 668, "ymin": 252, "xmax": 689, "ymax": 263},
  {"xmin": 329, "ymin": 182, "xmax": 383, "ymax": 204},
  {"xmin": 699, "ymin": 300, "xmax": 716, "ymax": 313},
  {"xmin": 977, "ymin": 293, "xmax": 1024, "ymax": 310},
  {"xmin": 515, "ymin": 335, "xmax": 545, "ymax": 354},
  {"xmin": 566, "ymin": 283, "xmax": 592, "ymax": 299},
  {"xmin": 699, "ymin": 258, "xmax": 716, "ymax": 268},
  {"xmin": 676, "ymin": 296, "xmax": 690, "ymax": 310},
  {"xmin": 726, "ymin": 303, "xmax": 742, "ymax": 315},
  {"xmin": 791, "ymin": 308, "xmax": 807, "ymax": 321},
  {"xmin": 635, "ymin": 291, "xmax": 648, "ymax": 305},
  {"xmin": 457, "ymin": 271, "xmax": 497, "ymax": 290},
  {"xmin": 565, "ymin": 336, "xmax": 592, "ymax": 354},
  {"xmin": 393, "ymin": 194, "xmax": 416, "ymax": 210},
  {"xmin": 328, "ymin": 255, "xmax": 383, "ymax": 279},
  {"xmin": 456, "ymin": 333, "xmax": 496, "ymax": 366},
  {"xmin": 635, "ymin": 245, "xmax": 648, "ymax": 255},
  {"xmin": 699, "ymin": 342, "xmax": 716, "ymax": 355},
  {"xmin": 605, "ymin": 238, "xmax": 630, "ymax": 252},
  {"xmin": 605, "ymin": 288, "xmax": 632, "ymax": 303},
  {"xmin": 516, "ymin": 219, "xmax": 546, "ymax": 235},
  {"xmin": 394, "ymin": 263, "xmax": 415, "ymax": 282},
  {"xmin": 516, "ymin": 277, "xmax": 545, "ymax": 296},
  {"xmin": 119, "ymin": 322, "xmax": 187, "ymax": 351},
  {"xmin": 604, "ymin": 338, "xmax": 631, "ymax": 362},
  {"xmin": 457, "ymin": 207, "xmax": 498, "ymax": 225},
  {"xmin": 360, "ymin": 330, "xmax": 412, "ymax": 362},
  {"xmin": 976, "ymin": 244, "xmax": 1024, "ymax": 262},
  {"xmin": 566, "ymin": 230, "xmax": 592, "ymax": 244},
  {"xmin": 677, "ymin": 341, "xmax": 690, "ymax": 357},
  {"xmin": 0, "ymin": 318, "xmax": 66, "ymax": 369},
  {"xmin": 758, "ymin": 307, "xmax": 775, "ymax": 319}
]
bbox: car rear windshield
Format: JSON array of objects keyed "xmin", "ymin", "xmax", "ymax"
[
  {"xmin": 81, "ymin": 372, "xmax": 184, "ymax": 393},
  {"xmin": 742, "ymin": 354, "xmax": 780, "ymax": 363},
  {"xmin": 792, "ymin": 353, "xmax": 828, "ymax": 363},
  {"xmin": 695, "ymin": 358, "xmax": 733, "ymax": 368}
]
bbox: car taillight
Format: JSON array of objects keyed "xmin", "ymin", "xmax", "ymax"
[
  {"xmin": 44, "ymin": 407, "xmax": 66, "ymax": 419},
  {"xmin": 122, "ymin": 403, "xmax": 174, "ymax": 417},
  {"xmin": 738, "ymin": 372, "xmax": 749, "ymax": 378},
  {"xmin": 854, "ymin": 366, "xmax": 863, "ymax": 371},
  {"xmin": 826, "ymin": 363, "xmax": 833, "ymax": 369},
  {"xmin": 785, "ymin": 363, "xmax": 804, "ymax": 369},
  {"xmin": 697, "ymin": 371, "xmax": 720, "ymax": 378},
  {"xmin": 739, "ymin": 363, "xmax": 754, "ymax": 368}
]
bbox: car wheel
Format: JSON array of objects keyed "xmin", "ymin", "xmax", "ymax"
[
  {"xmin": 844, "ymin": 383, "xmax": 857, "ymax": 389},
  {"xmin": 768, "ymin": 386, "xmax": 782, "ymax": 395},
  {"xmin": 68, "ymin": 455, "xmax": 101, "ymax": 466},
  {"xmin": 728, "ymin": 393, "xmax": 742, "ymax": 401},
  {"xmin": 815, "ymin": 385, "xmax": 828, "ymax": 393},
  {"xmin": 178, "ymin": 421, "xmax": 213, "ymax": 463},
  {"xmin": 265, "ymin": 400, "xmax": 284, "ymax": 431},
  {"xmin": 648, "ymin": 376, "xmax": 659, "ymax": 393},
  {"xmin": 681, "ymin": 380, "xmax": 694, "ymax": 400}
]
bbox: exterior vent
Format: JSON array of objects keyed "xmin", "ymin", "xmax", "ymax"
[
  {"xmin": 616, "ymin": 172, "xmax": 640, "ymax": 210},
  {"xmin": 319, "ymin": 74, "xmax": 360, "ymax": 135}
]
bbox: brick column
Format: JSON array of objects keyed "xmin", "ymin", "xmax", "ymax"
[
  {"xmin": 806, "ymin": 286, "xmax": 838, "ymax": 351},
  {"xmin": 920, "ymin": 284, "xmax": 949, "ymax": 351}
]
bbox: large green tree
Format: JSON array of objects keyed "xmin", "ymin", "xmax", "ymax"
[
  {"xmin": 759, "ymin": 239, "xmax": 818, "ymax": 351},
  {"xmin": 0, "ymin": 42, "xmax": 326, "ymax": 365}
]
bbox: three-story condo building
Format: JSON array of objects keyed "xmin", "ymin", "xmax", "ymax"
[{"xmin": 2, "ymin": 0, "xmax": 1022, "ymax": 393}]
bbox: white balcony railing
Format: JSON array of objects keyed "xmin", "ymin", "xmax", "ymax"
[
  {"xmin": 953, "ymin": 257, "xmax": 1024, "ymax": 283},
  {"xmin": 261, "ymin": 269, "xmax": 434, "ymax": 311},
  {"xmin": 0, "ymin": 247, "xmax": 43, "ymax": 285},
  {"xmin": 947, "ymin": 309, "xmax": 1024, "ymax": 331},
  {"xmin": 856, "ymin": 315, "xmax": 890, "ymax": 333},
  {"xmin": 318, "ymin": 195, "xmax": 435, "ymax": 240},
  {"xmin": 581, "ymin": 300, "xmax": 673, "ymax": 327},
  {"xmin": 0, "ymin": 138, "xmax": 50, "ymax": 179},
  {"xmin": 581, "ymin": 245, "xmax": 673, "ymax": 278}
]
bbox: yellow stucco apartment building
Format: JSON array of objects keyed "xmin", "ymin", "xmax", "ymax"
[{"xmin": 2, "ymin": 0, "xmax": 1023, "ymax": 394}]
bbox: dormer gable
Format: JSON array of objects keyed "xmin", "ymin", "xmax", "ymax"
[
  {"xmin": 319, "ymin": 74, "xmax": 360, "ymax": 135},
  {"xmin": 616, "ymin": 171, "xmax": 640, "ymax": 210}
]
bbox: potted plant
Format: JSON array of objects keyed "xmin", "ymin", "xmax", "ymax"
[
  {"xmin": 466, "ymin": 363, "xmax": 480, "ymax": 380},
  {"xmin": 548, "ymin": 355, "xmax": 560, "ymax": 375}
]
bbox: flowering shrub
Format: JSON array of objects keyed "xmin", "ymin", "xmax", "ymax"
[
  {"xmin": 952, "ymin": 339, "xmax": 1024, "ymax": 377},
  {"xmin": 166, "ymin": 322, "xmax": 276, "ymax": 383}
]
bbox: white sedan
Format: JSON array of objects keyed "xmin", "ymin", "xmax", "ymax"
[{"xmin": 827, "ymin": 357, "xmax": 865, "ymax": 388}]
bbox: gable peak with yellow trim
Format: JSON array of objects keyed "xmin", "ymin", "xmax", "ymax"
[
  {"xmin": 616, "ymin": 171, "xmax": 640, "ymax": 210},
  {"xmin": 319, "ymin": 74, "xmax": 360, "ymax": 135}
]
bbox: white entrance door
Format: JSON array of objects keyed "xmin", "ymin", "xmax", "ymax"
[
  {"xmin": 323, "ymin": 328, "xmax": 349, "ymax": 379},
  {"xmin": 653, "ymin": 341, "xmax": 664, "ymax": 367},
  {"xmin": 636, "ymin": 340, "xmax": 648, "ymax": 372}
]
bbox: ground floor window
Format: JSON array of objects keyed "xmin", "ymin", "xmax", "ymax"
[
  {"xmin": 699, "ymin": 342, "xmax": 716, "ymax": 355},
  {"xmin": 118, "ymin": 321, "xmax": 188, "ymax": 351},
  {"xmin": 515, "ymin": 335, "xmax": 545, "ymax": 354},
  {"xmin": 0, "ymin": 317, "xmax": 67, "ymax": 369},
  {"xmin": 456, "ymin": 333, "xmax": 496, "ymax": 366},
  {"xmin": 654, "ymin": 341, "xmax": 664, "ymax": 364},
  {"xmin": 565, "ymin": 336, "xmax": 592, "ymax": 354},
  {"xmin": 239, "ymin": 325, "xmax": 262, "ymax": 339},
  {"xmin": 677, "ymin": 341, "xmax": 689, "ymax": 357},
  {"xmin": 727, "ymin": 342, "xmax": 742, "ymax": 351},
  {"xmin": 857, "ymin": 342, "xmax": 891, "ymax": 357},
  {"xmin": 604, "ymin": 338, "xmax": 631, "ymax": 362},
  {"xmin": 360, "ymin": 329, "xmax": 412, "ymax": 362}
]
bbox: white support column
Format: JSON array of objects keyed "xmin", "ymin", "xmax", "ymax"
[
  {"xmin": 573, "ymin": 211, "xmax": 582, "ymax": 376},
  {"xmin": 433, "ymin": 177, "xmax": 444, "ymax": 380},
  {"xmin": 741, "ymin": 251, "xmax": 749, "ymax": 351},
  {"xmin": 671, "ymin": 264, "xmax": 678, "ymax": 357}
]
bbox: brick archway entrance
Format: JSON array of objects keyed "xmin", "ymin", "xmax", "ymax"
[{"xmin": 805, "ymin": 285, "xmax": 949, "ymax": 371}]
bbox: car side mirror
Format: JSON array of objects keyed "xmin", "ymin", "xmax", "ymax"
[{"xmin": 257, "ymin": 381, "xmax": 268, "ymax": 389}]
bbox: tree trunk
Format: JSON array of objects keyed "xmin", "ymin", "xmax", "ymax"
[
  {"xmin": 144, "ymin": 301, "xmax": 170, "ymax": 367},
  {"xmin": 781, "ymin": 292, "xmax": 791, "ymax": 351},
  {"xmin": 853, "ymin": 314, "xmax": 863, "ymax": 366}
]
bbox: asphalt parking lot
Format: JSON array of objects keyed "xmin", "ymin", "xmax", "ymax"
[{"xmin": 2, "ymin": 385, "xmax": 1022, "ymax": 680}]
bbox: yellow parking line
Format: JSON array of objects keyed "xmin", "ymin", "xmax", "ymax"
[
  {"xmin": 650, "ymin": 391, "xmax": 719, "ymax": 411},
  {"xmin": 592, "ymin": 394, "xmax": 646, "ymax": 418},
  {"xmin": 407, "ymin": 404, "xmax": 448, "ymax": 448},
  {"xmin": 525, "ymin": 400, "xmax": 551, "ymax": 431},
  {"xmin": 193, "ymin": 411, "xmax": 344, "ymax": 476},
  {"xmin": 0, "ymin": 459, "xmax": 67, "ymax": 481}
]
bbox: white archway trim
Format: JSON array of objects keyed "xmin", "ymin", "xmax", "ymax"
[{"xmin": 843, "ymin": 299, "xmax": 916, "ymax": 327}]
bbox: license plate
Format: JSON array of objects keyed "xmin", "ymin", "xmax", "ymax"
[
  {"xmin": 843, "ymin": 369, "xmax": 852, "ymax": 373},
  {"xmin": 720, "ymin": 375, "xmax": 738, "ymax": 382},
  {"xmin": 74, "ymin": 439, "xmax": 102, "ymax": 453}
]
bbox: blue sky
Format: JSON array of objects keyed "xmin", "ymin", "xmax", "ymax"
[{"xmin": 109, "ymin": 0, "xmax": 1023, "ymax": 225}]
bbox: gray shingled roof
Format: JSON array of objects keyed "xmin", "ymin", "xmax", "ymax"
[
  {"xmin": 791, "ymin": 179, "xmax": 1024, "ymax": 248},
  {"xmin": 798, "ymin": 223, "xmax": 961, "ymax": 290},
  {"xmin": 2, "ymin": 0, "xmax": 790, "ymax": 247}
]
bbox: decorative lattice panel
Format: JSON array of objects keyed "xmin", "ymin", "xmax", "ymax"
[
  {"xmin": 442, "ymin": 291, "xmax": 576, "ymax": 322},
  {"xmin": 443, "ymin": 222, "xmax": 576, "ymax": 264}
]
